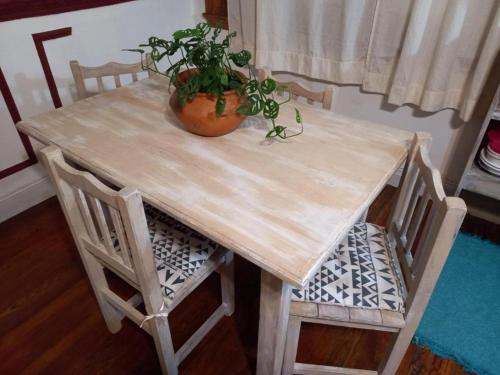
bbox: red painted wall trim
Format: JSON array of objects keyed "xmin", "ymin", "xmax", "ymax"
[
  {"xmin": 32, "ymin": 27, "xmax": 72, "ymax": 109},
  {"xmin": 1, "ymin": 27, "xmax": 72, "ymax": 180},
  {"xmin": 0, "ymin": 0, "xmax": 135, "ymax": 23},
  {"xmin": 0, "ymin": 67, "xmax": 37, "ymax": 180}
]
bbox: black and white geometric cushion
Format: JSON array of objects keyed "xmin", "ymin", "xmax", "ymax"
[
  {"xmin": 292, "ymin": 223, "xmax": 405, "ymax": 313},
  {"xmin": 113, "ymin": 204, "xmax": 219, "ymax": 304},
  {"xmin": 144, "ymin": 204, "xmax": 219, "ymax": 303}
]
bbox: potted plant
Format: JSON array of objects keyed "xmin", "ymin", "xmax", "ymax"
[{"xmin": 127, "ymin": 22, "xmax": 302, "ymax": 138}]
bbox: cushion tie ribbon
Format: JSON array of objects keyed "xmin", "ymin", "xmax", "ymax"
[{"xmin": 140, "ymin": 302, "xmax": 169, "ymax": 328}]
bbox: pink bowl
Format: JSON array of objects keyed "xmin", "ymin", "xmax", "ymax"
[
  {"xmin": 487, "ymin": 145, "xmax": 500, "ymax": 161},
  {"xmin": 487, "ymin": 129, "xmax": 500, "ymax": 154}
]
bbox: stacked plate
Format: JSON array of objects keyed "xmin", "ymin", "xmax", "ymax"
[{"xmin": 477, "ymin": 128, "xmax": 500, "ymax": 177}]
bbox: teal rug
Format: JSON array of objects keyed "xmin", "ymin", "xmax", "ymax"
[{"xmin": 414, "ymin": 233, "xmax": 500, "ymax": 375}]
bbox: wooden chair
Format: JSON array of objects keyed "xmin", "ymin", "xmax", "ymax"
[
  {"xmin": 70, "ymin": 54, "xmax": 153, "ymax": 100},
  {"xmin": 256, "ymin": 67, "xmax": 336, "ymax": 110},
  {"xmin": 282, "ymin": 133, "xmax": 467, "ymax": 375},
  {"xmin": 40, "ymin": 146, "xmax": 234, "ymax": 375}
]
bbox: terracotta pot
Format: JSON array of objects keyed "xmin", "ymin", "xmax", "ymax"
[{"xmin": 169, "ymin": 69, "xmax": 246, "ymax": 137}]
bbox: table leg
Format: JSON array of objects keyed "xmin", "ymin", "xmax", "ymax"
[{"xmin": 256, "ymin": 270, "xmax": 292, "ymax": 375}]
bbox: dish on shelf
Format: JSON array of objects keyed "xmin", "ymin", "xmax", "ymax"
[
  {"xmin": 478, "ymin": 149, "xmax": 500, "ymax": 177},
  {"xmin": 482, "ymin": 148, "xmax": 500, "ymax": 169},
  {"xmin": 487, "ymin": 145, "xmax": 500, "ymax": 162},
  {"xmin": 477, "ymin": 160, "xmax": 500, "ymax": 177}
]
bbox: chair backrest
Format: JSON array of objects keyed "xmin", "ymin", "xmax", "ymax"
[
  {"xmin": 256, "ymin": 67, "xmax": 336, "ymax": 110},
  {"xmin": 386, "ymin": 133, "xmax": 467, "ymax": 317},
  {"xmin": 70, "ymin": 54, "xmax": 153, "ymax": 100},
  {"xmin": 40, "ymin": 146, "xmax": 163, "ymax": 312}
]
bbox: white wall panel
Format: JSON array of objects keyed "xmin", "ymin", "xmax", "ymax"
[{"xmin": 0, "ymin": 0, "xmax": 197, "ymax": 221}]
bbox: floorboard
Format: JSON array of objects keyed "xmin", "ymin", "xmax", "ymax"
[{"xmin": 1, "ymin": 186, "xmax": 493, "ymax": 374}]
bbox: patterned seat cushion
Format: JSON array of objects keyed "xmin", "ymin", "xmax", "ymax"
[
  {"xmin": 292, "ymin": 223, "xmax": 405, "ymax": 313},
  {"xmin": 111, "ymin": 204, "xmax": 219, "ymax": 304}
]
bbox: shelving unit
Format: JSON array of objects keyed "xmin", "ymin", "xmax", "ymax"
[
  {"xmin": 492, "ymin": 103, "xmax": 500, "ymax": 121},
  {"xmin": 461, "ymin": 163, "xmax": 500, "ymax": 200},
  {"xmin": 456, "ymin": 85, "xmax": 500, "ymax": 224}
]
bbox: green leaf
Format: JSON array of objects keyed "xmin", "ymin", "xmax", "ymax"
[
  {"xmin": 295, "ymin": 108, "xmax": 302, "ymax": 124},
  {"xmin": 220, "ymin": 74, "xmax": 229, "ymax": 87},
  {"xmin": 266, "ymin": 125, "xmax": 287, "ymax": 139},
  {"xmin": 202, "ymin": 72, "xmax": 215, "ymax": 88},
  {"xmin": 250, "ymin": 94, "xmax": 265, "ymax": 115},
  {"xmin": 196, "ymin": 22, "xmax": 210, "ymax": 36},
  {"xmin": 244, "ymin": 80, "xmax": 259, "ymax": 94},
  {"xmin": 148, "ymin": 36, "xmax": 160, "ymax": 45},
  {"xmin": 216, "ymin": 97, "xmax": 226, "ymax": 117},
  {"xmin": 177, "ymin": 86, "xmax": 188, "ymax": 107},
  {"xmin": 237, "ymin": 94, "xmax": 263, "ymax": 116},
  {"xmin": 260, "ymin": 78, "xmax": 277, "ymax": 95},
  {"xmin": 186, "ymin": 75, "xmax": 201, "ymax": 96},
  {"xmin": 228, "ymin": 50, "xmax": 252, "ymax": 67},
  {"xmin": 173, "ymin": 27, "xmax": 202, "ymax": 40},
  {"xmin": 276, "ymin": 126, "xmax": 287, "ymax": 138},
  {"xmin": 229, "ymin": 80, "xmax": 242, "ymax": 90},
  {"xmin": 166, "ymin": 64, "xmax": 182, "ymax": 84},
  {"xmin": 191, "ymin": 45, "xmax": 208, "ymax": 66},
  {"xmin": 265, "ymin": 129, "xmax": 275, "ymax": 138},
  {"xmin": 222, "ymin": 31, "xmax": 237, "ymax": 47},
  {"xmin": 157, "ymin": 39, "xmax": 170, "ymax": 49},
  {"xmin": 151, "ymin": 48, "xmax": 161, "ymax": 61},
  {"xmin": 263, "ymin": 99, "xmax": 279, "ymax": 119},
  {"xmin": 166, "ymin": 40, "xmax": 181, "ymax": 56},
  {"xmin": 123, "ymin": 48, "xmax": 145, "ymax": 54},
  {"xmin": 211, "ymin": 25, "xmax": 222, "ymax": 41}
]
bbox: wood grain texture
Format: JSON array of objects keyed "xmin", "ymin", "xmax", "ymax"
[
  {"xmin": 256, "ymin": 271, "xmax": 291, "ymax": 375},
  {"xmin": 70, "ymin": 55, "xmax": 152, "ymax": 100},
  {"xmin": 17, "ymin": 77, "xmax": 412, "ymax": 287},
  {"xmin": 0, "ymin": 187, "xmax": 481, "ymax": 374}
]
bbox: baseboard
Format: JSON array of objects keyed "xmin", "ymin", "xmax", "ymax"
[{"xmin": 0, "ymin": 176, "xmax": 55, "ymax": 223}]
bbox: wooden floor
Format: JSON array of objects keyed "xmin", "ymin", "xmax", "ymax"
[{"xmin": 1, "ymin": 186, "xmax": 495, "ymax": 374}]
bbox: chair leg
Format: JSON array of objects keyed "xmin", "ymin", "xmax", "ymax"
[
  {"xmin": 82, "ymin": 252, "xmax": 123, "ymax": 333},
  {"xmin": 282, "ymin": 315, "xmax": 301, "ymax": 375},
  {"xmin": 220, "ymin": 252, "xmax": 235, "ymax": 316},
  {"xmin": 378, "ymin": 324, "xmax": 415, "ymax": 375},
  {"xmin": 150, "ymin": 316, "xmax": 178, "ymax": 375}
]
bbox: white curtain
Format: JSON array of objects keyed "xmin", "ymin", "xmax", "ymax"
[{"xmin": 228, "ymin": 0, "xmax": 500, "ymax": 121}]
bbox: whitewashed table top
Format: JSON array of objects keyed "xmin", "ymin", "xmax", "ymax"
[{"xmin": 18, "ymin": 77, "xmax": 413, "ymax": 287}]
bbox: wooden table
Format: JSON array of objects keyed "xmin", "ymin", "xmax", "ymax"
[{"xmin": 18, "ymin": 77, "xmax": 413, "ymax": 374}]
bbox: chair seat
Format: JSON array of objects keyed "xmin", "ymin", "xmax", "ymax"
[
  {"xmin": 139, "ymin": 204, "xmax": 222, "ymax": 304},
  {"xmin": 291, "ymin": 223, "xmax": 405, "ymax": 313}
]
